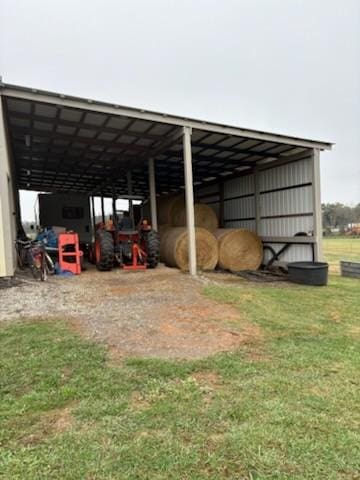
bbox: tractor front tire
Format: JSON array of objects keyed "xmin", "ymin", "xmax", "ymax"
[
  {"xmin": 144, "ymin": 230, "xmax": 160, "ymax": 269},
  {"xmin": 95, "ymin": 230, "xmax": 114, "ymax": 271}
]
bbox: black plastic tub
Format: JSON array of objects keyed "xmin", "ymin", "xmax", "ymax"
[{"xmin": 287, "ymin": 262, "xmax": 329, "ymax": 286}]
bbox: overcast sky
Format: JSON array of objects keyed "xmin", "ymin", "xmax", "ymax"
[{"xmin": 1, "ymin": 0, "xmax": 359, "ymax": 221}]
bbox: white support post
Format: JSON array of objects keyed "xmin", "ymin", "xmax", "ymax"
[
  {"xmin": 91, "ymin": 196, "xmax": 96, "ymax": 241},
  {"xmin": 183, "ymin": 126, "xmax": 197, "ymax": 276},
  {"xmin": 311, "ymin": 148, "xmax": 323, "ymax": 261},
  {"xmin": 101, "ymin": 195, "xmax": 105, "ymax": 223},
  {"xmin": 148, "ymin": 158, "xmax": 158, "ymax": 231},
  {"xmin": 254, "ymin": 166, "xmax": 261, "ymax": 234},
  {"xmin": 0, "ymin": 97, "xmax": 17, "ymax": 277},
  {"xmin": 127, "ymin": 170, "xmax": 134, "ymax": 226}
]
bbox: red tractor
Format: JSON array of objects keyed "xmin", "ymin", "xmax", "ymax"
[{"xmin": 92, "ymin": 219, "xmax": 160, "ymax": 272}]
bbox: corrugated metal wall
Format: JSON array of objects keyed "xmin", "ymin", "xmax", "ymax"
[
  {"xmin": 195, "ymin": 183, "xmax": 220, "ymax": 218},
  {"xmin": 196, "ymin": 155, "xmax": 315, "ymax": 264},
  {"xmin": 223, "ymin": 174, "xmax": 256, "ymax": 231},
  {"xmin": 259, "ymin": 157, "xmax": 314, "ymax": 263}
]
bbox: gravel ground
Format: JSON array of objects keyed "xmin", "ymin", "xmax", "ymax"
[{"xmin": 0, "ymin": 264, "xmax": 259, "ymax": 359}]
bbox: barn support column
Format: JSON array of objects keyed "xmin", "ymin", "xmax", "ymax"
[
  {"xmin": 127, "ymin": 171, "xmax": 134, "ymax": 226},
  {"xmin": 254, "ymin": 166, "xmax": 261, "ymax": 234},
  {"xmin": 111, "ymin": 185, "xmax": 116, "ymax": 221},
  {"xmin": 219, "ymin": 182, "xmax": 224, "ymax": 228},
  {"xmin": 101, "ymin": 195, "xmax": 105, "ymax": 223},
  {"xmin": 148, "ymin": 158, "xmax": 158, "ymax": 231},
  {"xmin": 183, "ymin": 126, "xmax": 197, "ymax": 276},
  {"xmin": 311, "ymin": 148, "xmax": 323, "ymax": 261},
  {"xmin": 0, "ymin": 97, "xmax": 17, "ymax": 277},
  {"xmin": 91, "ymin": 196, "xmax": 96, "ymax": 238}
]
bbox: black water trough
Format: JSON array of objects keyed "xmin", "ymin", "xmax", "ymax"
[{"xmin": 288, "ymin": 262, "xmax": 329, "ymax": 286}]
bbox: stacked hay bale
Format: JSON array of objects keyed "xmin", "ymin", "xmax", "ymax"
[
  {"xmin": 157, "ymin": 194, "xmax": 185, "ymax": 226},
  {"xmin": 157, "ymin": 194, "xmax": 218, "ymax": 231},
  {"xmin": 157, "ymin": 224, "xmax": 172, "ymax": 240},
  {"xmin": 173, "ymin": 203, "xmax": 218, "ymax": 232},
  {"xmin": 156, "ymin": 194, "xmax": 219, "ymax": 271},
  {"xmin": 156, "ymin": 194, "xmax": 263, "ymax": 272},
  {"xmin": 214, "ymin": 228, "xmax": 263, "ymax": 272},
  {"xmin": 160, "ymin": 227, "xmax": 218, "ymax": 271}
]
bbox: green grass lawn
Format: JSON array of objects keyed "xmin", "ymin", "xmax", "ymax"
[
  {"xmin": 323, "ymin": 237, "xmax": 360, "ymax": 272},
  {"xmin": 1, "ymin": 240, "xmax": 360, "ymax": 479}
]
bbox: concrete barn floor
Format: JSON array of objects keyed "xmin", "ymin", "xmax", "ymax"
[{"xmin": 0, "ymin": 265, "xmax": 259, "ymax": 359}]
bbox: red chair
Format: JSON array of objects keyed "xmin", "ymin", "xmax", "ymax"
[{"xmin": 58, "ymin": 233, "xmax": 83, "ymax": 275}]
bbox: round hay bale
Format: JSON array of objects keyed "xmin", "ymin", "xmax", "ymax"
[
  {"xmin": 173, "ymin": 204, "xmax": 219, "ymax": 231},
  {"xmin": 157, "ymin": 224, "xmax": 172, "ymax": 240},
  {"xmin": 214, "ymin": 228, "xmax": 263, "ymax": 272},
  {"xmin": 157, "ymin": 195, "xmax": 184, "ymax": 225},
  {"xmin": 160, "ymin": 227, "xmax": 218, "ymax": 271}
]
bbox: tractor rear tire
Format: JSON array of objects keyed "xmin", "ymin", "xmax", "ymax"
[
  {"xmin": 144, "ymin": 230, "xmax": 160, "ymax": 268},
  {"xmin": 95, "ymin": 230, "xmax": 114, "ymax": 271}
]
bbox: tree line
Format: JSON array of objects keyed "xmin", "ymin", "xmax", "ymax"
[{"xmin": 322, "ymin": 203, "xmax": 360, "ymax": 232}]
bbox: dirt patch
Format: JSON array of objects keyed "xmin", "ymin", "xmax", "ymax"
[
  {"xmin": 245, "ymin": 348, "xmax": 272, "ymax": 362},
  {"xmin": 131, "ymin": 391, "xmax": 151, "ymax": 410},
  {"xmin": 1, "ymin": 265, "xmax": 261, "ymax": 359},
  {"xmin": 330, "ymin": 311, "xmax": 341, "ymax": 323},
  {"xmin": 21, "ymin": 404, "xmax": 75, "ymax": 446},
  {"xmin": 191, "ymin": 371, "xmax": 222, "ymax": 388},
  {"xmin": 60, "ymin": 366, "xmax": 74, "ymax": 382},
  {"xmin": 108, "ymin": 286, "xmax": 133, "ymax": 296}
]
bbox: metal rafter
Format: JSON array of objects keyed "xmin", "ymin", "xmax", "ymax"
[{"xmin": 7, "ymin": 109, "xmax": 163, "ymax": 142}]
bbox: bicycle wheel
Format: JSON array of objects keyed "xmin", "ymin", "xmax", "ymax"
[
  {"xmin": 40, "ymin": 251, "xmax": 48, "ymax": 281},
  {"xmin": 30, "ymin": 263, "xmax": 43, "ymax": 280},
  {"xmin": 45, "ymin": 252, "xmax": 55, "ymax": 275},
  {"xmin": 28, "ymin": 250, "xmax": 43, "ymax": 281}
]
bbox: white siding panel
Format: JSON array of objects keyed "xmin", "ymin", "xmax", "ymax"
[
  {"xmin": 260, "ymin": 186, "xmax": 313, "ymax": 217},
  {"xmin": 196, "ymin": 158, "xmax": 315, "ymax": 263},
  {"xmin": 224, "ymin": 196, "xmax": 255, "ymax": 220},
  {"xmin": 224, "ymin": 174, "xmax": 254, "ymax": 199},
  {"xmin": 226, "ymin": 220, "xmax": 256, "ymax": 231},
  {"xmin": 263, "ymin": 244, "xmax": 313, "ymax": 263},
  {"xmin": 260, "ymin": 215, "xmax": 314, "ymax": 236},
  {"xmin": 259, "ymin": 157, "xmax": 312, "ymax": 191}
]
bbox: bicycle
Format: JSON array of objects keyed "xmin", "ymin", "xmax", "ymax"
[{"xmin": 15, "ymin": 239, "xmax": 55, "ymax": 281}]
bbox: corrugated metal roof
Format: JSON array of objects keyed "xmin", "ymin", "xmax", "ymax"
[
  {"xmin": 0, "ymin": 82, "xmax": 333, "ymax": 196},
  {"xmin": 0, "ymin": 82, "xmax": 333, "ymax": 149}
]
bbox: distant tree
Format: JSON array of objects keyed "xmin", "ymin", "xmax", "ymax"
[
  {"xmin": 322, "ymin": 202, "xmax": 359, "ymax": 230},
  {"xmin": 354, "ymin": 203, "xmax": 360, "ymax": 224}
]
